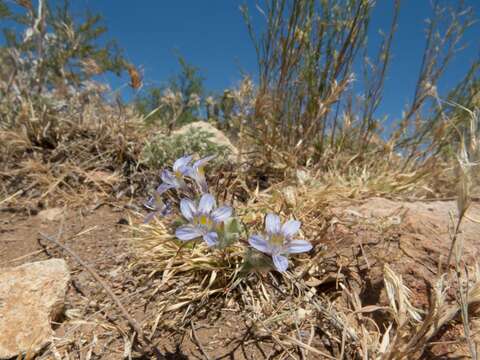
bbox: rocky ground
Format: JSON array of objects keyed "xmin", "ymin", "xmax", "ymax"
[{"xmin": 0, "ymin": 197, "xmax": 479, "ymax": 359}]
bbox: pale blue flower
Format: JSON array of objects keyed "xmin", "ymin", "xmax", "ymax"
[
  {"xmin": 157, "ymin": 155, "xmax": 193, "ymax": 193},
  {"xmin": 248, "ymin": 213, "xmax": 312, "ymax": 272},
  {"xmin": 143, "ymin": 195, "xmax": 171, "ymax": 223},
  {"xmin": 188, "ymin": 155, "xmax": 216, "ymax": 193},
  {"xmin": 175, "ymin": 193, "xmax": 232, "ymax": 247}
]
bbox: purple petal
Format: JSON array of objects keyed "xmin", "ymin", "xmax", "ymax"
[
  {"xmin": 178, "ymin": 164, "xmax": 191, "ymax": 176},
  {"xmin": 211, "ymin": 206, "xmax": 232, "ymax": 223},
  {"xmin": 248, "ymin": 234, "xmax": 271, "ymax": 254},
  {"xmin": 159, "ymin": 202, "xmax": 172, "ymax": 216},
  {"xmin": 180, "ymin": 198, "xmax": 196, "ymax": 221},
  {"xmin": 144, "ymin": 196, "xmax": 156, "ymax": 210},
  {"xmin": 193, "ymin": 155, "xmax": 216, "ymax": 169},
  {"xmin": 173, "ymin": 155, "xmax": 193, "ymax": 171},
  {"xmin": 161, "ymin": 169, "xmax": 177, "ymax": 186},
  {"xmin": 197, "ymin": 176, "xmax": 209, "ymax": 193},
  {"xmin": 203, "ymin": 232, "xmax": 219, "ymax": 247},
  {"xmin": 272, "ymin": 255, "xmax": 289, "ymax": 272},
  {"xmin": 287, "ymin": 240, "xmax": 313, "ymax": 254},
  {"xmin": 143, "ymin": 211, "xmax": 157, "ymax": 224},
  {"xmin": 156, "ymin": 183, "xmax": 173, "ymax": 194},
  {"xmin": 281, "ymin": 220, "xmax": 301, "ymax": 238},
  {"xmin": 187, "ymin": 165, "xmax": 207, "ymax": 192},
  {"xmin": 265, "ymin": 213, "xmax": 281, "ymax": 234},
  {"xmin": 186, "ymin": 166, "xmax": 196, "ymax": 178},
  {"xmin": 176, "ymin": 225, "xmax": 203, "ymax": 241},
  {"xmin": 187, "ymin": 166, "xmax": 204, "ymax": 180},
  {"xmin": 198, "ymin": 193, "xmax": 215, "ymax": 214}
]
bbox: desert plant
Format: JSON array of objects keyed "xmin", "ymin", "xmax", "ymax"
[
  {"xmin": 240, "ymin": 0, "xmax": 478, "ymax": 176},
  {"xmin": 241, "ymin": 0, "xmax": 377, "ymax": 164},
  {"xmin": 0, "ymin": 0, "xmax": 129, "ymax": 149},
  {"xmin": 141, "ymin": 128, "xmax": 231, "ymax": 169},
  {"xmin": 135, "ymin": 56, "xmax": 204, "ymax": 129},
  {"xmin": 393, "ymin": 1, "xmax": 478, "ymax": 168},
  {"xmin": 0, "ymin": 0, "xmax": 126, "ymax": 90}
]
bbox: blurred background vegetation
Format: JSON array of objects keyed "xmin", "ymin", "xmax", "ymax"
[{"xmin": 0, "ymin": 0, "xmax": 478, "ymax": 199}]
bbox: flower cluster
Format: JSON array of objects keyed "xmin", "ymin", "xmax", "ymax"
[{"xmin": 145, "ymin": 154, "xmax": 313, "ymax": 272}]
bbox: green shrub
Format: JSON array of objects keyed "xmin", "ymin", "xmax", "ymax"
[{"xmin": 141, "ymin": 128, "xmax": 231, "ymax": 169}]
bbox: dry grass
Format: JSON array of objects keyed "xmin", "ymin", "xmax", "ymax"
[
  {"xmin": 128, "ymin": 170, "xmax": 382, "ymax": 357},
  {"xmin": 129, "ymin": 178, "xmax": 356, "ymax": 356},
  {"xmin": 0, "ymin": 100, "xmax": 148, "ymax": 208}
]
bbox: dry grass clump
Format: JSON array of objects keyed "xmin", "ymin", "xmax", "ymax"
[
  {"xmin": 130, "ymin": 221, "xmax": 243, "ymax": 316},
  {"xmin": 335, "ymin": 264, "xmax": 480, "ymax": 359},
  {"xmin": 222, "ymin": 79, "xmax": 461, "ymax": 201},
  {"xmin": 129, "ymin": 181, "xmax": 358, "ymax": 356},
  {"xmin": 0, "ymin": 89, "xmax": 147, "ymax": 207},
  {"xmin": 128, "ymin": 166, "xmax": 419, "ymax": 357},
  {"xmin": 130, "ymin": 227, "xmax": 356, "ymax": 358},
  {"xmin": 0, "ymin": 4, "xmax": 148, "ymax": 208}
]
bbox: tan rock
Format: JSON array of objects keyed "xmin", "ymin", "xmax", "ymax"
[
  {"xmin": 38, "ymin": 208, "xmax": 64, "ymax": 222},
  {"xmin": 0, "ymin": 259, "xmax": 70, "ymax": 359}
]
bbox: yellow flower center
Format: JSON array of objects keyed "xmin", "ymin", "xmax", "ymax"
[
  {"xmin": 270, "ymin": 233, "xmax": 285, "ymax": 246},
  {"xmin": 194, "ymin": 214, "xmax": 212, "ymax": 227},
  {"xmin": 197, "ymin": 166, "xmax": 205, "ymax": 176},
  {"xmin": 175, "ymin": 170, "xmax": 183, "ymax": 179}
]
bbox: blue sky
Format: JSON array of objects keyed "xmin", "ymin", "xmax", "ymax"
[{"xmin": 11, "ymin": 1, "xmax": 480, "ymax": 121}]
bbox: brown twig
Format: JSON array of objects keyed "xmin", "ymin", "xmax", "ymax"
[
  {"xmin": 190, "ymin": 321, "xmax": 211, "ymax": 360},
  {"xmin": 445, "ymin": 208, "xmax": 467, "ymax": 272},
  {"xmin": 38, "ymin": 232, "xmax": 165, "ymax": 359}
]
